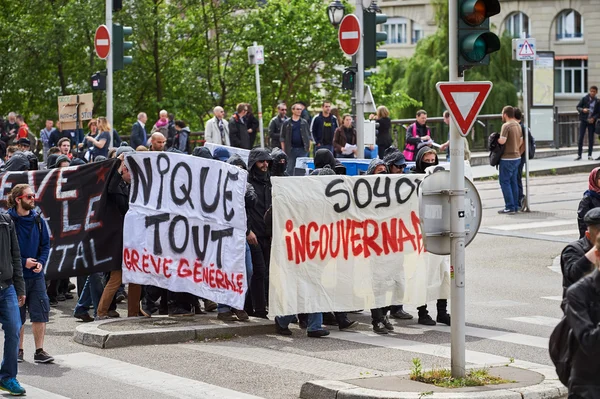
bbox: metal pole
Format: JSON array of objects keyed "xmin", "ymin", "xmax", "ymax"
[
  {"xmin": 448, "ymin": 0, "xmax": 466, "ymax": 379},
  {"xmin": 355, "ymin": 3, "xmax": 365, "ymax": 158},
  {"xmin": 522, "ymin": 31, "xmax": 530, "ymax": 212},
  {"xmin": 254, "ymin": 42, "xmax": 264, "ymax": 148},
  {"xmin": 106, "ymin": 0, "xmax": 114, "ymax": 148}
]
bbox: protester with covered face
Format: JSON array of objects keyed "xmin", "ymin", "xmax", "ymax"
[{"xmin": 270, "ymin": 147, "xmax": 289, "ymax": 177}]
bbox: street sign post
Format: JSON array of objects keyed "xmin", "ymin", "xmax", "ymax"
[
  {"xmin": 248, "ymin": 42, "xmax": 265, "ymax": 148},
  {"xmin": 436, "ymin": 82, "xmax": 493, "ymax": 137},
  {"xmin": 338, "ymin": 15, "xmax": 361, "ymax": 56},
  {"xmin": 514, "ymin": 38, "xmax": 536, "ymax": 61},
  {"xmin": 95, "ymin": 25, "xmax": 111, "ymax": 60}
]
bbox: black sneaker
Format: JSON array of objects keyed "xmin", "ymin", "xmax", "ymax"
[
  {"xmin": 418, "ymin": 314, "xmax": 437, "ymax": 326},
  {"xmin": 74, "ymin": 313, "xmax": 94, "ymax": 323},
  {"xmin": 64, "ymin": 292, "xmax": 74, "ymax": 300},
  {"xmin": 382, "ymin": 316, "xmax": 394, "ymax": 331},
  {"xmin": 169, "ymin": 307, "xmax": 194, "ymax": 317},
  {"xmin": 372, "ymin": 322, "xmax": 388, "ymax": 334},
  {"xmin": 217, "ymin": 311, "xmax": 238, "ymax": 322},
  {"xmin": 107, "ymin": 310, "xmax": 120, "ymax": 318},
  {"xmin": 437, "ymin": 313, "xmax": 451, "ymax": 326},
  {"xmin": 307, "ymin": 329, "xmax": 330, "ymax": 338},
  {"xmin": 115, "ymin": 293, "xmax": 126, "ymax": 303},
  {"xmin": 322, "ymin": 313, "xmax": 338, "ymax": 326},
  {"xmin": 34, "ymin": 350, "xmax": 54, "ymax": 364},
  {"xmin": 17, "ymin": 350, "xmax": 23, "ymax": 363},
  {"xmin": 338, "ymin": 319, "xmax": 358, "ymax": 331},
  {"xmin": 193, "ymin": 305, "xmax": 206, "ymax": 315},
  {"xmin": 575, "ymin": 156, "xmax": 582, "ymax": 160},
  {"xmin": 232, "ymin": 309, "xmax": 249, "ymax": 321},
  {"xmin": 275, "ymin": 320, "xmax": 292, "ymax": 336},
  {"xmin": 497, "ymin": 209, "xmax": 515, "ymax": 215},
  {"xmin": 68, "ymin": 282, "xmax": 76, "ymax": 291},
  {"xmin": 56, "ymin": 294, "xmax": 66, "ymax": 302},
  {"xmin": 49, "ymin": 298, "xmax": 58, "ymax": 307},
  {"xmin": 203, "ymin": 299, "xmax": 218, "ymax": 312},
  {"xmin": 391, "ymin": 309, "xmax": 413, "ymax": 320}
]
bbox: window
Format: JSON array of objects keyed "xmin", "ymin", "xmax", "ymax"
[
  {"xmin": 504, "ymin": 12, "xmax": 529, "ymax": 38},
  {"xmin": 411, "ymin": 22, "xmax": 424, "ymax": 44},
  {"xmin": 556, "ymin": 9, "xmax": 583, "ymax": 40},
  {"xmin": 383, "ymin": 18, "xmax": 408, "ymax": 44},
  {"xmin": 554, "ymin": 59, "xmax": 588, "ymax": 94}
]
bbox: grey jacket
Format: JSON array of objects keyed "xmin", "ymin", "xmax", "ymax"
[
  {"xmin": 280, "ymin": 117, "xmax": 311, "ymax": 153},
  {"xmin": 0, "ymin": 213, "xmax": 25, "ymax": 296}
]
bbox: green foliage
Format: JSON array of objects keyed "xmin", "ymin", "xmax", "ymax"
[
  {"xmin": 0, "ymin": 0, "xmax": 347, "ymax": 134},
  {"xmin": 411, "ymin": 358, "xmax": 423, "ymax": 379},
  {"xmin": 411, "ymin": 366, "xmax": 512, "ymax": 388}
]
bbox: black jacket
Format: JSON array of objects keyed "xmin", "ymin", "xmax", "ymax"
[
  {"xmin": 577, "ymin": 191, "xmax": 600, "ymax": 238},
  {"xmin": 130, "ymin": 121, "xmax": 147, "ymax": 148},
  {"xmin": 48, "ymin": 129, "xmax": 72, "ymax": 148},
  {"xmin": 410, "ymin": 146, "xmax": 439, "ymax": 174},
  {"xmin": 565, "ymin": 268, "xmax": 600, "ymax": 397},
  {"xmin": 247, "ymin": 148, "xmax": 272, "ymax": 238},
  {"xmin": 561, "ymin": 236, "xmax": 595, "ymax": 298},
  {"xmin": 268, "ymin": 115, "xmax": 287, "ymax": 145},
  {"xmin": 577, "ymin": 94, "xmax": 600, "ymax": 122},
  {"xmin": 311, "ymin": 113, "xmax": 338, "ymax": 146},
  {"xmin": 0, "ymin": 213, "xmax": 25, "ymax": 297},
  {"xmin": 229, "ymin": 114, "xmax": 251, "ymax": 149},
  {"xmin": 376, "ymin": 117, "xmax": 393, "ymax": 148}
]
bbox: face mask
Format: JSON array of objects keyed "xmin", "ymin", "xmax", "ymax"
[{"xmin": 273, "ymin": 162, "xmax": 287, "ymax": 175}]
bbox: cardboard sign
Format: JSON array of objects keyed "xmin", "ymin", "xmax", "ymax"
[{"xmin": 58, "ymin": 93, "xmax": 94, "ymax": 127}]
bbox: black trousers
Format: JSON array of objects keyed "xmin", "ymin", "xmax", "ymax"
[
  {"xmin": 248, "ymin": 236, "xmax": 271, "ymax": 317},
  {"xmin": 578, "ymin": 120, "xmax": 595, "ymax": 157}
]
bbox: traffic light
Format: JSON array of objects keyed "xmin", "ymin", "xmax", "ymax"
[
  {"xmin": 112, "ymin": 23, "xmax": 133, "ymax": 71},
  {"xmin": 113, "ymin": 0, "xmax": 122, "ymax": 12},
  {"xmin": 342, "ymin": 67, "xmax": 356, "ymax": 90},
  {"xmin": 91, "ymin": 71, "xmax": 106, "ymax": 91},
  {"xmin": 363, "ymin": 10, "xmax": 387, "ymax": 69},
  {"xmin": 458, "ymin": 0, "xmax": 501, "ymax": 73}
]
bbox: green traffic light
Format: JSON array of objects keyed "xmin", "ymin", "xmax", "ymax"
[{"xmin": 460, "ymin": 32, "xmax": 501, "ymax": 62}]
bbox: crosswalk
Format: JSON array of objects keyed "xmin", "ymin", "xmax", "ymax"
[{"xmin": 481, "ymin": 216, "xmax": 579, "ymax": 243}]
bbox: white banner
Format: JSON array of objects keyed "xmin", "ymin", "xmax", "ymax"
[
  {"xmin": 122, "ymin": 152, "xmax": 248, "ymax": 309},
  {"xmin": 269, "ymin": 174, "xmax": 449, "ymax": 316},
  {"xmin": 204, "ymin": 143, "xmax": 250, "ymax": 165}
]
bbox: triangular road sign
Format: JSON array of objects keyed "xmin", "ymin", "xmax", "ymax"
[
  {"xmin": 519, "ymin": 40, "xmax": 534, "ymax": 57},
  {"xmin": 436, "ymin": 82, "xmax": 493, "ymax": 137}
]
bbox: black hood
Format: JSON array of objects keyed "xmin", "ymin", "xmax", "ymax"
[
  {"xmin": 192, "ymin": 146, "xmax": 212, "ymax": 159},
  {"xmin": 310, "ymin": 165, "xmax": 336, "ymax": 176},
  {"xmin": 46, "ymin": 154, "xmax": 59, "ymax": 169},
  {"xmin": 314, "ymin": 148, "xmax": 336, "ymax": 169},
  {"xmin": 271, "ymin": 147, "xmax": 288, "ymax": 164},
  {"xmin": 3, "ymin": 152, "xmax": 29, "ymax": 171},
  {"xmin": 227, "ymin": 154, "xmax": 247, "ymax": 170},
  {"xmin": 383, "ymin": 146, "xmax": 400, "ymax": 158},
  {"xmin": 413, "ymin": 146, "xmax": 439, "ymax": 174},
  {"xmin": 270, "ymin": 148, "xmax": 288, "ymax": 176},
  {"xmin": 70, "ymin": 158, "xmax": 86, "ymax": 166},
  {"xmin": 247, "ymin": 148, "xmax": 272, "ymax": 171},
  {"xmin": 54, "ymin": 155, "xmax": 71, "ymax": 168}
]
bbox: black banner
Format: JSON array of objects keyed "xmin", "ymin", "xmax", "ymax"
[{"xmin": 0, "ymin": 160, "xmax": 123, "ymax": 279}]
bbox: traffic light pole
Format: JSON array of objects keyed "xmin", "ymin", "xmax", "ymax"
[
  {"xmin": 106, "ymin": 0, "xmax": 114, "ymax": 147},
  {"xmin": 448, "ymin": 0, "xmax": 466, "ymax": 378},
  {"xmin": 355, "ymin": 0, "xmax": 365, "ymax": 159}
]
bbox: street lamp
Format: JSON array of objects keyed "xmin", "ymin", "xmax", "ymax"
[
  {"xmin": 367, "ymin": 0, "xmax": 381, "ymax": 13},
  {"xmin": 327, "ymin": 0, "xmax": 345, "ymax": 27}
]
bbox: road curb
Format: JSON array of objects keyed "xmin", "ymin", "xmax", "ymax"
[
  {"xmin": 474, "ymin": 162, "xmax": 600, "ymax": 181},
  {"xmin": 73, "ymin": 316, "xmax": 275, "ymax": 349},
  {"xmin": 299, "ymin": 364, "xmax": 567, "ymax": 399}
]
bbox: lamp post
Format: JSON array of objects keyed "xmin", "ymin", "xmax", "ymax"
[{"xmin": 327, "ymin": 0, "xmax": 345, "ymax": 27}]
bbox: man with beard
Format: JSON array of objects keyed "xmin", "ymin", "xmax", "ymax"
[
  {"xmin": 246, "ymin": 148, "xmax": 273, "ymax": 318},
  {"xmin": 6, "ymin": 184, "xmax": 53, "ymax": 364}
]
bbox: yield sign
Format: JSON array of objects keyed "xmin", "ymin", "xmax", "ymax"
[
  {"xmin": 436, "ymin": 82, "xmax": 493, "ymax": 137},
  {"xmin": 95, "ymin": 25, "xmax": 111, "ymax": 60},
  {"xmin": 338, "ymin": 15, "xmax": 361, "ymax": 56},
  {"xmin": 519, "ymin": 40, "xmax": 535, "ymax": 57}
]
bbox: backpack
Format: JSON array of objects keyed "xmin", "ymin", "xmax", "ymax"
[
  {"xmin": 521, "ymin": 125, "xmax": 536, "ymax": 159},
  {"xmin": 549, "ymin": 315, "xmax": 577, "ymax": 386},
  {"xmin": 488, "ymin": 132, "xmax": 505, "ymax": 167}
]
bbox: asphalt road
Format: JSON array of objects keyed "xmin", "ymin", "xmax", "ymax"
[{"xmin": 10, "ymin": 173, "xmax": 584, "ymax": 399}]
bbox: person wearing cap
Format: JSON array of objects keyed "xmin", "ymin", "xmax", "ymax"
[
  {"xmin": 384, "ymin": 150, "xmax": 407, "ymax": 175},
  {"xmin": 212, "ymin": 147, "xmax": 231, "ymax": 162},
  {"xmin": 17, "ymin": 139, "xmax": 30, "ymax": 153},
  {"xmin": 561, "ymin": 207, "xmax": 600, "ymax": 301}
]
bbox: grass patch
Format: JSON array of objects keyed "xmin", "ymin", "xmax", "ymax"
[{"xmin": 410, "ymin": 358, "xmax": 512, "ymax": 389}]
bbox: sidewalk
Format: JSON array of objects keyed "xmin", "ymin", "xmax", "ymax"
[{"xmin": 470, "ymin": 146, "xmax": 600, "ymax": 180}]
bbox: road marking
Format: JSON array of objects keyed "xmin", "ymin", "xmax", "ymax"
[
  {"xmin": 20, "ymin": 385, "xmax": 71, "ymax": 399},
  {"xmin": 471, "ymin": 299, "xmax": 526, "ymax": 307},
  {"xmin": 180, "ymin": 342, "xmax": 386, "ymax": 379},
  {"xmin": 548, "ymin": 255, "xmax": 562, "ymax": 274},
  {"xmin": 479, "ymin": 228, "xmax": 572, "ymax": 243},
  {"xmin": 541, "ymin": 296, "xmax": 562, "ymax": 301},
  {"xmin": 328, "ymin": 330, "xmax": 509, "ymax": 366},
  {"xmin": 490, "ymin": 220, "xmax": 573, "ymax": 231},
  {"xmin": 540, "ymin": 229, "xmax": 579, "ymax": 236},
  {"xmin": 53, "ymin": 352, "xmax": 263, "ymax": 399},
  {"xmin": 410, "ymin": 324, "xmax": 548, "ymax": 349},
  {"xmin": 506, "ymin": 316, "xmax": 561, "ymax": 327}
]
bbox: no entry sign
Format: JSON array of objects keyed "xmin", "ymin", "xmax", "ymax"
[
  {"xmin": 95, "ymin": 25, "xmax": 111, "ymax": 60},
  {"xmin": 338, "ymin": 15, "xmax": 361, "ymax": 56}
]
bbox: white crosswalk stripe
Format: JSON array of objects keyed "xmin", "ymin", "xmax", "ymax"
[
  {"xmin": 541, "ymin": 295, "xmax": 562, "ymax": 301},
  {"xmin": 53, "ymin": 352, "xmax": 264, "ymax": 399},
  {"xmin": 20, "ymin": 384, "xmax": 71, "ymax": 399},
  {"xmin": 490, "ymin": 220, "xmax": 573, "ymax": 231},
  {"xmin": 539, "ymin": 229, "xmax": 579, "ymax": 236},
  {"xmin": 506, "ymin": 315, "xmax": 561, "ymax": 327}
]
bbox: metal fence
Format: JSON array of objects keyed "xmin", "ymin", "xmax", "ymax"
[{"xmin": 120, "ymin": 109, "xmax": 581, "ymax": 152}]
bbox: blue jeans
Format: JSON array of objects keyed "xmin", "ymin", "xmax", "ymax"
[
  {"xmin": 0, "ymin": 285, "xmax": 21, "ymax": 380},
  {"xmin": 218, "ymin": 242, "xmax": 253, "ymax": 313},
  {"xmin": 277, "ymin": 313, "xmax": 323, "ymax": 332},
  {"xmin": 74, "ymin": 273, "xmax": 104, "ymax": 318},
  {"xmin": 286, "ymin": 147, "xmax": 308, "ymax": 176},
  {"xmin": 499, "ymin": 158, "xmax": 521, "ymax": 211}
]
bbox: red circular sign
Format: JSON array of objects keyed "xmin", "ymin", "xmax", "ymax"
[
  {"xmin": 338, "ymin": 15, "xmax": 361, "ymax": 56},
  {"xmin": 95, "ymin": 25, "xmax": 111, "ymax": 60}
]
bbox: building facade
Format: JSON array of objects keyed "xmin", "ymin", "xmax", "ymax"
[{"xmin": 378, "ymin": 0, "xmax": 600, "ymax": 111}]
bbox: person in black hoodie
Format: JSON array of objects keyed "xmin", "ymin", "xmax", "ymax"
[
  {"xmin": 270, "ymin": 147, "xmax": 289, "ymax": 177},
  {"xmin": 246, "ymin": 148, "xmax": 273, "ymax": 318},
  {"xmin": 229, "ymin": 104, "xmax": 251, "ymax": 150},
  {"xmin": 577, "ymin": 167, "xmax": 600, "ymax": 238},
  {"xmin": 564, "ymin": 232, "xmax": 600, "ymax": 398},
  {"xmin": 411, "ymin": 146, "xmax": 439, "ymax": 174},
  {"xmin": 310, "ymin": 101, "xmax": 338, "ymax": 155}
]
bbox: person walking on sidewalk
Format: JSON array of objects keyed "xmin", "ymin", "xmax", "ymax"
[
  {"xmin": 6, "ymin": 184, "xmax": 54, "ymax": 365},
  {"xmin": 0, "ymin": 201, "xmax": 27, "ymax": 395},
  {"xmin": 575, "ymin": 85, "xmax": 600, "ymax": 161},
  {"xmin": 497, "ymin": 106, "xmax": 523, "ymax": 215}
]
